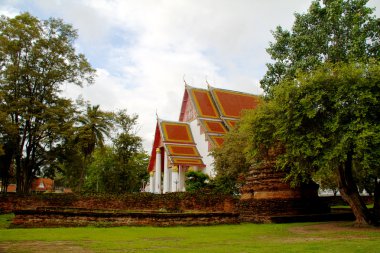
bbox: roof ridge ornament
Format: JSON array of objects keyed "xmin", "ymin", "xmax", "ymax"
[
  {"xmin": 206, "ymin": 76, "xmax": 210, "ymax": 88},
  {"xmin": 206, "ymin": 77, "xmax": 214, "ymax": 90},
  {"xmin": 183, "ymin": 74, "xmax": 188, "ymax": 87},
  {"xmin": 155, "ymin": 110, "xmax": 161, "ymax": 122}
]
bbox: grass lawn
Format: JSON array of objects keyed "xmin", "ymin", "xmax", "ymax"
[
  {"xmin": 0, "ymin": 214, "xmax": 380, "ymax": 253},
  {"xmin": 331, "ymin": 204, "xmax": 374, "ymax": 209}
]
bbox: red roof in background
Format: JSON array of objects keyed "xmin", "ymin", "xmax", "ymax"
[
  {"xmin": 211, "ymin": 88, "xmax": 261, "ymax": 118},
  {"xmin": 31, "ymin": 178, "xmax": 54, "ymax": 192},
  {"xmin": 6, "ymin": 184, "xmax": 16, "ymax": 192}
]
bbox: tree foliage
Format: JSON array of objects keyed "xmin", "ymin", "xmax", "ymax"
[
  {"xmin": 245, "ymin": 62, "xmax": 380, "ymax": 225},
  {"xmin": 0, "ymin": 13, "xmax": 149, "ymax": 195},
  {"xmin": 0, "ymin": 13, "xmax": 95, "ymax": 193},
  {"xmin": 185, "ymin": 171, "xmax": 210, "ymax": 193},
  {"xmin": 255, "ymin": 0, "xmax": 380, "ymax": 225},
  {"xmin": 75, "ymin": 104, "xmax": 113, "ymax": 191},
  {"xmin": 211, "ymin": 122, "xmax": 252, "ymax": 192},
  {"xmin": 261, "ymin": 0, "xmax": 380, "ymax": 96},
  {"xmin": 83, "ymin": 111, "xmax": 149, "ymax": 194},
  {"xmin": 216, "ymin": 61, "xmax": 380, "ymax": 225}
]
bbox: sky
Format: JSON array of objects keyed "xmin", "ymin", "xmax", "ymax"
[{"xmin": 1, "ymin": 0, "xmax": 379, "ymax": 151}]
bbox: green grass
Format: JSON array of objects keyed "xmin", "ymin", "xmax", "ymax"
[
  {"xmin": 0, "ymin": 213, "xmax": 14, "ymax": 229},
  {"xmin": 331, "ymin": 204, "xmax": 374, "ymax": 209},
  {"xmin": 0, "ymin": 214, "xmax": 380, "ymax": 253}
]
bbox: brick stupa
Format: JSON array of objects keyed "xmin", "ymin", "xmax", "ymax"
[{"xmin": 239, "ymin": 151, "xmax": 329, "ymax": 222}]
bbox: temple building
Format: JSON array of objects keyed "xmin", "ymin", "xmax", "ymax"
[{"xmin": 147, "ymin": 84, "xmax": 261, "ymax": 193}]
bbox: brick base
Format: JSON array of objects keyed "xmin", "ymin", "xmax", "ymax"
[{"xmin": 12, "ymin": 208, "xmax": 240, "ymax": 228}]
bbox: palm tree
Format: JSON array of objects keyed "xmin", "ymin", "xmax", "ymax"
[{"xmin": 76, "ymin": 105, "xmax": 113, "ymax": 191}]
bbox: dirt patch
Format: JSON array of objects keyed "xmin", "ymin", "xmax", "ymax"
[
  {"xmin": 0, "ymin": 241, "xmax": 93, "ymax": 253},
  {"xmin": 289, "ymin": 221, "xmax": 380, "ymax": 235},
  {"xmin": 276, "ymin": 222, "xmax": 380, "ymax": 243},
  {"xmin": 142, "ymin": 236, "xmax": 183, "ymax": 242},
  {"xmin": 280, "ymin": 236, "xmax": 330, "ymax": 243}
]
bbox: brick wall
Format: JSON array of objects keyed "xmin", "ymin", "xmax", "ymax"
[
  {"xmin": 0, "ymin": 192, "xmax": 237, "ymax": 214},
  {"xmin": 12, "ymin": 208, "xmax": 239, "ymax": 228}
]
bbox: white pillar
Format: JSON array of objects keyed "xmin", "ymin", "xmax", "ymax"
[
  {"xmin": 163, "ymin": 152, "xmax": 171, "ymax": 193},
  {"xmin": 155, "ymin": 148, "xmax": 162, "ymax": 194},
  {"xmin": 171, "ymin": 166, "xmax": 179, "ymax": 192},
  {"xmin": 149, "ymin": 172, "xmax": 155, "ymax": 193},
  {"xmin": 178, "ymin": 166, "xmax": 186, "ymax": 192}
]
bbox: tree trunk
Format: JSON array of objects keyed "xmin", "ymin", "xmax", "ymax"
[
  {"xmin": 15, "ymin": 152, "xmax": 23, "ymax": 193},
  {"xmin": 0, "ymin": 142, "xmax": 15, "ymax": 193},
  {"xmin": 16, "ymin": 162, "xmax": 33, "ymax": 194},
  {"xmin": 337, "ymin": 150, "xmax": 375, "ymax": 226},
  {"xmin": 77, "ymin": 156, "xmax": 88, "ymax": 192},
  {"xmin": 373, "ymin": 179, "xmax": 380, "ymax": 222}
]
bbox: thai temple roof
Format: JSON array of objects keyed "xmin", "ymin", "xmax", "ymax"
[
  {"xmin": 148, "ymin": 119, "xmax": 205, "ymax": 172},
  {"xmin": 187, "ymin": 87, "xmax": 220, "ymax": 119},
  {"xmin": 159, "ymin": 120, "xmax": 195, "ymax": 145},
  {"xmin": 209, "ymin": 86, "xmax": 260, "ymax": 119},
  {"xmin": 148, "ymin": 84, "xmax": 261, "ymax": 172}
]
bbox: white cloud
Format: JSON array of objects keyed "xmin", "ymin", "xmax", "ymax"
[
  {"xmin": 3, "ymin": 0, "xmax": 380, "ymax": 151},
  {"xmin": 0, "ymin": 3, "xmax": 19, "ymax": 17}
]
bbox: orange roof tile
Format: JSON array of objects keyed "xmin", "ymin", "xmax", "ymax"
[
  {"xmin": 160, "ymin": 121, "xmax": 194, "ymax": 144},
  {"xmin": 147, "ymin": 120, "xmax": 205, "ymax": 169},
  {"xmin": 211, "ymin": 88, "xmax": 260, "ymax": 118},
  {"xmin": 201, "ymin": 120, "xmax": 228, "ymax": 134},
  {"xmin": 224, "ymin": 119, "xmax": 239, "ymax": 129},
  {"xmin": 189, "ymin": 88, "xmax": 219, "ymax": 119},
  {"xmin": 209, "ymin": 135, "xmax": 225, "ymax": 147},
  {"xmin": 166, "ymin": 144, "xmax": 200, "ymax": 157},
  {"xmin": 171, "ymin": 157, "xmax": 206, "ymax": 167}
]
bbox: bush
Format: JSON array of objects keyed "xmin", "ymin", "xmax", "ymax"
[{"xmin": 185, "ymin": 171, "xmax": 209, "ymax": 192}]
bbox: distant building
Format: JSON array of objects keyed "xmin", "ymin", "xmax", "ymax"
[
  {"xmin": 147, "ymin": 84, "xmax": 261, "ymax": 193},
  {"xmin": 0, "ymin": 178, "xmax": 55, "ymax": 193},
  {"xmin": 31, "ymin": 178, "xmax": 54, "ymax": 192},
  {"xmin": 5, "ymin": 184, "xmax": 16, "ymax": 193}
]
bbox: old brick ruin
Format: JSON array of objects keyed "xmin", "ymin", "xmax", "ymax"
[
  {"xmin": 12, "ymin": 207, "xmax": 239, "ymax": 228},
  {"xmin": 0, "ymin": 162, "xmax": 358, "ymax": 228},
  {"xmin": 239, "ymin": 161, "xmax": 330, "ymax": 222},
  {"xmin": 1, "ymin": 193, "xmax": 240, "ymax": 227}
]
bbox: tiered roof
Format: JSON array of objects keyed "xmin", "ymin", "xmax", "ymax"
[
  {"xmin": 181, "ymin": 85, "xmax": 261, "ymax": 147},
  {"xmin": 148, "ymin": 84, "xmax": 261, "ymax": 172},
  {"xmin": 209, "ymin": 86, "xmax": 261, "ymax": 131},
  {"xmin": 147, "ymin": 119, "xmax": 205, "ymax": 172}
]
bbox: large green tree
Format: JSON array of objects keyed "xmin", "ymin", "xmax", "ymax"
[
  {"xmin": 246, "ymin": 62, "xmax": 380, "ymax": 226},
  {"xmin": 261, "ymin": 0, "xmax": 380, "ymax": 96},
  {"xmin": 75, "ymin": 104, "xmax": 113, "ymax": 191},
  {"xmin": 0, "ymin": 13, "xmax": 95, "ymax": 193},
  {"xmin": 83, "ymin": 111, "xmax": 149, "ymax": 193}
]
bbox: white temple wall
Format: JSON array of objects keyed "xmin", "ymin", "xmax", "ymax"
[{"xmin": 189, "ymin": 119, "xmax": 215, "ymax": 177}]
